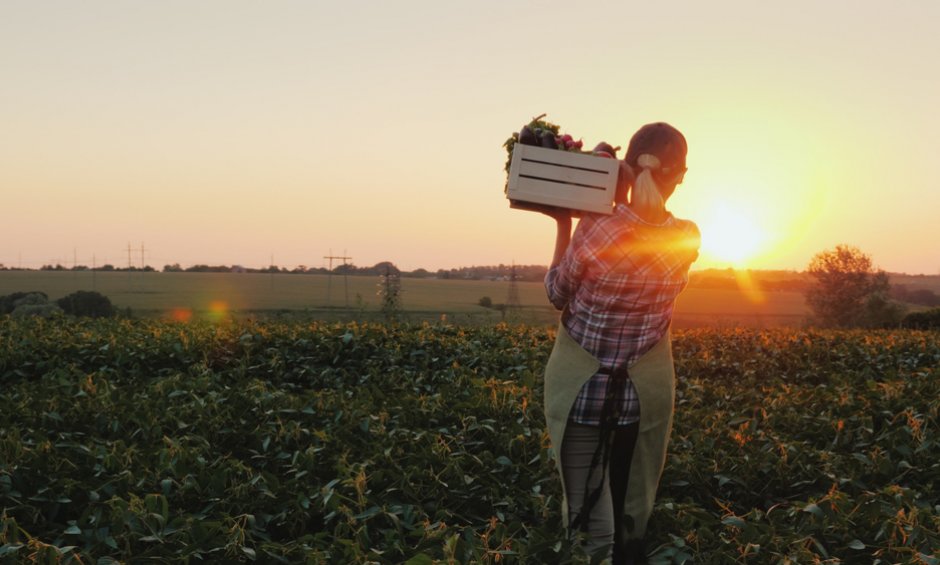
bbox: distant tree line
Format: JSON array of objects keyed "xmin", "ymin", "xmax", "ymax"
[
  {"xmin": 687, "ymin": 269, "xmax": 940, "ymax": 307},
  {"xmin": 0, "ymin": 264, "xmax": 158, "ymax": 272},
  {"xmin": 687, "ymin": 271, "xmax": 809, "ymax": 292},
  {"xmin": 161, "ymin": 261, "xmax": 412, "ymax": 276},
  {"xmin": 433, "ymin": 264, "xmax": 548, "ymax": 282},
  {"xmin": 889, "ymin": 285, "xmax": 940, "ymax": 307}
]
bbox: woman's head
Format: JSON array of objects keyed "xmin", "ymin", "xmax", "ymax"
[
  {"xmin": 620, "ymin": 122, "xmax": 687, "ymax": 219},
  {"xmin": 624, "ymin": 122, "xmax": 687, "ymax": 188}
]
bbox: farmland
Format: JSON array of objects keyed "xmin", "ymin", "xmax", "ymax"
[
  {"xmin": 1, "ymin": 317, "xmax": 938, "ymax": 563},
  {"xmin": 0, "ymin": 271, "xmax": 814, "ymax": 327}
]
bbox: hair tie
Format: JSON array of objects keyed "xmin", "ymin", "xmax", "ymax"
[{"xmin": 636, "ymin": 154, "xmax": 661, "ymax": 170}]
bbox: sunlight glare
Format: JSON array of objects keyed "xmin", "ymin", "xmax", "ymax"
[{"xmin": 699, "ymin": 203, "xmax": 766, "ymax": 266}]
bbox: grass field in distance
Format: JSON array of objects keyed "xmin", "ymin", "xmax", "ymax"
[{"xmin": 1, "ymin": 270, "xmax": 822, "ymax": 327}]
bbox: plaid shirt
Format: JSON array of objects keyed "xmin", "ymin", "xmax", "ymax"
[{"xmin": 545, "ymin": 204, "xmax": 700, "ymax": 426}]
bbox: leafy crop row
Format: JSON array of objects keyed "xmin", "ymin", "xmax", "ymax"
[{"xmin": 1, "ymin": 318, "xmax": 938, "ymax": 563}]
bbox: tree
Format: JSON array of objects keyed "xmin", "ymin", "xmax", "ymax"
[
  {"xmin": 57, "ymin": 290, "xmax": 115, "ymax": 318},
  {"xmin": 862, "ymin": 270, "xmax": 906, "ymax": 328},
  {"xmin": 805, "ymin": 244, "xmax": 901, "ymax": 327},
  {"xmin": 377, "ymin": 263, "xmax": 402, "ymax": 321}
]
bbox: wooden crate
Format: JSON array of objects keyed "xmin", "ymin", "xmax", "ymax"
[{"xmin": 506, "ymin": 144, "xmax": 619, "ymax": 215}]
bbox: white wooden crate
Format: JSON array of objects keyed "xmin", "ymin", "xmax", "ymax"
[{"xmin": 506, "ymin": 144, "xmax": 619, "ymax": 215}]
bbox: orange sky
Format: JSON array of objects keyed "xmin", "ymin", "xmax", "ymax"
[{"xmin": 2, "ymin": 1, "xmax": 938, "ymax": 274}]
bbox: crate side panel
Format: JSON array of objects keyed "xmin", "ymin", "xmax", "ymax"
[
  {"xmin": 516, "ymin": 145, "xmax": 620, "ymax": 174},
  {"xmin": 508, "ymin": 177, "xmax": 613, "ymax": 214},
  {"xmin": 515, "ymin": 161, "xmax": 615, "ymax": 191}
]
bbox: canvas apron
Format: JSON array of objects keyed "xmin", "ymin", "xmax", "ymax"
[{"xmin": 543, "ymin": 322, "xmax": 676, "ymax": 539}]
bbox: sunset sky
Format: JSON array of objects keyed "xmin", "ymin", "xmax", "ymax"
[{"xmin": 2, "ymin": 1, "xmax": 938, "ymax": 274}]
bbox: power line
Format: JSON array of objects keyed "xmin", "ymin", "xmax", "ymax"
[{"xmin": 323, "ymin": 250, "xmax": 352, "ymax": 308}]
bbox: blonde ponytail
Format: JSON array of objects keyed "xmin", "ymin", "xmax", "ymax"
[{"xmin": 630, "ymin": 154, "xmax": 665, "ymax": 219}]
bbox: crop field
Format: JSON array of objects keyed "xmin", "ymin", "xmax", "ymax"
[
  {"xmin": 1, "ymin": 317, "xmax": 938, "ymax": 563},
  {"xmin": 0, "ymin": 271, "xmax": 811, "ymax": 327}
]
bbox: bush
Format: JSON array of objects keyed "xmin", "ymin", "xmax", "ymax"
[
  {"xmin": 478, "ymin": 296, "xmax": 493, "ymax": 308},
  {"xmin": 12, "ymin": 303, "xmax": 63, "ymax": 318},
  {"xmin": 902, "ymin": 308, "xmax": 940, "ymax": 329},
  {"xmin": 4, "ymin": 292, "xmax": 62, "ymax": 318},
  {"xmin": 56, "ymin": 290, "xmax": 115, "ymax": 318},
  {"xmin": 0, "ymin": 291, "xmax": 49, "ymax": 314}
]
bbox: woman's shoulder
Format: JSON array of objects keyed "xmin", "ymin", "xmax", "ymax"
[
  {"xmin": 672, "ymin": 216, "xmax": 700, "ymax": 236},
  {"xmin": 669, "ymin": 217, "xmax": 701, "ymax": 254}
]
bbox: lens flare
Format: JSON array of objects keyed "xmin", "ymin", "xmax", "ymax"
[
  {"xmin": 170, "ymin": 307, "xmax": 193, "ymax": 322},
  {"xmin": 731, "ymin": 269, "xmax": 766, "ymax": 305},
  {"xmin": 208, "ymin": 300, "xmax": 229, "ymax": 322}
]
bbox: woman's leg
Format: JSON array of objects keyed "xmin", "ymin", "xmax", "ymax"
[
  {"xmin": 609, "ymin": 423, "xmax": 640, "ymax": 564},
  {"xmin": 561, "ymin": 421, "xmax": 614, "ymax": 560}
]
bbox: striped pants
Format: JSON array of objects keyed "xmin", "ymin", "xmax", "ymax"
[{"xmin": 561, "ymin": 420, "xmax": 640, "ymax": 561}]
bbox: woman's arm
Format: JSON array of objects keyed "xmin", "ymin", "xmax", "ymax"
[
  {"xmin": 544, "ymin": 209, "xmax": 573, "ymax": 267},
  {"xmin": 550, "ymin": 216, "xmax": 572, "ymax": 267},
  {"xmin": 542, "ymin": 208, "xmax": 576, "ymax": 310}
]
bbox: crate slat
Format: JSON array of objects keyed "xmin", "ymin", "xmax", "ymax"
[{"xmin": 506, "ymin": 144, "xmax": 618, "ymax": 214}]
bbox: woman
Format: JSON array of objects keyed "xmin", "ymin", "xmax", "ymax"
[{"xmin": 542, "ymin": 122, "xmax": 700, "ymax": 564}]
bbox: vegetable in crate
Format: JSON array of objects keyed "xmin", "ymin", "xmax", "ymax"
[
  {"xmin": 540, "ymin": 130, "xmax": 559, "ymax": 149},
  {"xmin": 593, "ymin": 141, "xmax": 621, "ymax": 158},
  {"xmin": 502, "ymin": 113, "xmax": 563, "ymax": 187},
  {"xmin": 518, "ymin": 125, "xmax": 539, "ymax": 146}
]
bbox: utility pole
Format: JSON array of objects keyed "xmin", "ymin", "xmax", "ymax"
[
  {"xmin": 343, "ymin": 249, "xmax": 350, "ymax": 308},
  {"xmin": 506, "ymin": 262, "xmax": 521, "ymax": 320},
  {"xmin": 325, "ymin": 250, "xmax": 333, "ymax": 307},
  {"xmin": 140, "ymin": 242, "xmax": 145, "ymax": 270},
  {"xmin": 323, "ymin": 250, "xmax": 352, "ymax": 308},
  {"xmin": 126, "ymin": 242, "xmax": 134, "ymax": 293},
  {"xmin": 92, "ymin": 254, "xmax": 97, "ymax": 291}
]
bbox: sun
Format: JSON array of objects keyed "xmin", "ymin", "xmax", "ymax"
[{"xmin": 698, "ymin": 203, "xmax": 766, "ymax": 266}]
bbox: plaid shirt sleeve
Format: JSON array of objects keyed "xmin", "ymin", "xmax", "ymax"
[{"xmin": 545, "ymin": 215, "xmax": 601, "ymax": 310}]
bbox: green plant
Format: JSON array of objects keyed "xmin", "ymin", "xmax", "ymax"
[{"xmin": 0, "ymin": 319, "xmax": 938, "ymax": 562}]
